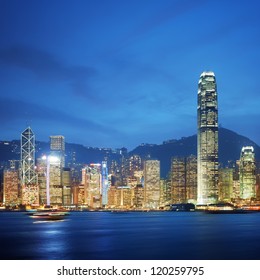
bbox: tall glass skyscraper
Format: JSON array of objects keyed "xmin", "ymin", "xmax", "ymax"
[
  {"xmin": 50, "ymin": 135, "xmax": 65, "ymax": 168},
  {"xmin": 197, "ymin": 71, "xmax": 219, "ymax": 204},
  {"xmin": 239, "ymin": 146, "xmax": 256, "ymax": 199},
  {"xmin": 20, "ymin": 127, "xmax": 38, "ymax": 205}
]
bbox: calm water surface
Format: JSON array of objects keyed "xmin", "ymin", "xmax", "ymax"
[{"xmin": 1, "ymin": 211, "xmax": 260, "ymax": 260}]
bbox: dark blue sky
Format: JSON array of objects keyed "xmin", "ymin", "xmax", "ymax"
[{"xmin": 1, "ymin": 0, "xmax": 260, "ymax": 149}]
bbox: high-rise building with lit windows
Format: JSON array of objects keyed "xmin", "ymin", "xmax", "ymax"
[
  {"xmin": 171, "ymin": 157, "xmax": 186, "ymax": 203},
  {"xmin": 36, "ymin": 157, "xmax": 47, "ymax": 205},
  {"xmin": 218, "ymin": 168, "xmax": 233, "ymax": 202},
  {"xmin": 21, "ymin": 127, "xmax": 37, "ymax": 186},
  {"xmin": 50, "ymin": 135, "xmax": 65, "ymax": 167},
  {"xmin": 49, "ymin": 156, "xmax": 63, "ymax": 205},
  {"xmin": 128, "ymin": 155, "xmax": 142, "ymax": 177},
  {"xmin": 171, "ymin": 155, "xmax": 197, "ymax": 203},
  {"xmin": 197, "ymin": 71, "xmax": 218, "ymax": 204},
  {"xmin": 144, "ymin": 160, "xmax": 160, "ymax": 209},
  {"xmin": 239, "ymin": 146, "xmax": 256, "ymax": 199},
  {"xmin": 3, "ymin": 169, "xmax": 19, "ymax": 206},
  {"xmin": 101, "ymin": 161, "xmax": 109, "ymax": 206},
  {"xmin": 82, "ymin": 164, "xmax": 102, "ymax": 208},
  {"xmin": 20, "ymin": 127, "xmax": 38, "ymax": 205}
]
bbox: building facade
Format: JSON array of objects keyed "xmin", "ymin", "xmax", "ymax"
[
  {"xmin": 144, "ymin": 160, "xmax": 160, "ymax": 209},
  {"xmin": 171, "ymin": 155, "xmax": 197, "ymax": 204},
  {"xmin": 160, "ymin": 179, "xmax": 172, "ymax": 206},
  {"xmin": 218, "ymin": 168, "xmax": 233, "ymax": 202},
  {"xmin": 50, "ymin": 135, "xmax": 65, "ymax": 168},
  {"xmin": 197, "ymin": 71, "xmax": 219, "ymax": 204},
  {"xmin": 171, "ymin": 157, "xmax": 186, "ymax": 203},
  {"xmin": 3, "ymin": 169, "xmax": 19, "ymax": 206},
  {"xmin": 239, "ymin": 146, "xmax": 256, "ymax": 200},
  {"xmin": 20, "ymin": 127, "xmax": 38, "ymax": 205},
  {"xmin": 62, "ymin": 168, "xmax": 72, "ymax": 205},
  {"xmin": 82, "ymin": 164, "xmax": 102, "ymax": 208},
  {"xmin": 101, "ymin": 161, "xmax": 109, "ymax": 206}
]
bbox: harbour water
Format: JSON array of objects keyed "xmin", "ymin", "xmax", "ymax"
[{"xmin": 1, "ymin": 211, "xmax": 260, "ymax": 260}]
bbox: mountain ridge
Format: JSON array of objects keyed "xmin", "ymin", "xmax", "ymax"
[
  {"xmin": 130, "ymin": 127, "xmax": 260, "ymax": 177},
  {"xmin": 0, "ymin": 127, "xmax": 259, "ymax": 177}
]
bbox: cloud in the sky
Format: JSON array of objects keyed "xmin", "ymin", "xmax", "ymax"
[
  {"xmin": 0, "ymin": 96, "xmax": 121, "ymax": 136},
  {"xmin": 0, "ymin": 45, "xmax": 97, "ymax": 100}
]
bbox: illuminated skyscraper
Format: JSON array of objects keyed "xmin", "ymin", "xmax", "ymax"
[
  {"xmin": 3, "ymin": 169, "xmax": 19, "ymax": 206},
  {"xmin": 171, "ymin": 157, "xmax": 186, "ymax": 203},
  {"xmin": 160, "ymin": 179, "xmax": 171, "ymax": 206},
  {"xmin": 50, "ymin": 135, "xmax": 65, "ymax": 167},
  {"xmin": 20, "ymin": 127, "xmax": 38, "ymax": 205},
  {"xmin": 144, "ymin": 160, "xmax": 160, "ymax": 209},
  {"xmin": 171, "ymin": 155, "xmax": 197, "ymax": 203},
  {"xmin": 128, "ymin": 155, "xmax": 142, "ymax": 177},
  {"xmin": 197, "ymin": 71, "xmax": 218, "ymax": 204},
  {"xmin": 21, "ymin": 127, "xmax": 37, "ymax": 186},
  {"xmin": 49, "ymin": 156, "xmax": 62, "ymax": 205},
  {"xmin": 82, "ymin": 164, "xmax": 102, "ymax": 208},
  {"xmin": 239, "ymin": 146, "xmax": 256, "ymax": 199},
  {"xmin": 62, "ymin": 168, "xmax": 72, "ymax": 205},
  {"xmin": 107, "ymin": 186, "xmax": 133, "ymax": 209},
  {"xmin": 218, "ymin": 168, "xmax": 233, "ymax": 202},
  {"xmin": 50, "ymin": 135, "xmax": 65, "ymax": 151},
  {"xmin": 186, "ymin": 155, "xmax": 197, "ymax": 203},
  {"xmin": 36, "ymin": 157, "xmax": 47, "ymax": 205},
  {"xmin": 101, "ymin": 161, "xmax": 109, "ymax": 206},
  {"xmin": 133, "ymin": 184, "xmax": 144, "ymax": 208}
]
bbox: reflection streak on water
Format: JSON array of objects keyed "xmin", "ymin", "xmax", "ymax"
[{"xmin": 33, "ymin": 220, "xmax": 66, "ymax": 224}]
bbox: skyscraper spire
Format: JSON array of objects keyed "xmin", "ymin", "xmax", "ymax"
[{"xmin": 197, "ymin": 71, "xmax": 219, "ymax": 204}]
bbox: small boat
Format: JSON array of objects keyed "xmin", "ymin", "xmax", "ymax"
[
  {"xmin": 204, "ymin": 203, "xmax": 251, "ymax": 214},
  {"xmin": 30, "ymin": 211, "xmax": 69, "ymax": 220}
]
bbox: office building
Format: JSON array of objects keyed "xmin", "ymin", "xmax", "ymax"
[
  {"xmin": 101, "ymin": 161, "xmax": 109, "ymax": 206},
  {"xmin": 186, "ymin": 155, "xmax": 197, "ymax": 203},
  {"xmin": 239, "ymin": 146, "xmax": 256, "ymax": 199},
  {"xmin": 3, "ymin": 169, "xmax": 19, "ymax": 206},
  {"xmin": 50, "ymin": 135, "xmax": 65, "ymax": 168},
  {"xmin": 144, "ymin": 160, "xmax": 160, "ymax": 209},
  {"xmin": 218, "ymin": 168, "xmax": 233, "ymax": 202},
  {"xmin": 107, "ymin": 186, "xmax": 119, "ymax": 208},
  {"xmin": 82, "ymin": 164, "xmax": 102, "ymax": 208},
  {"xmin": 133, "ymin": 184, "xmax": 144, "ymax": 208},
  {"xmin": 20, "ymin": 127, "xmax": 38, "ymax": 205},
  {"xmin": 62, "ymin": 168, "xmax": 72, "ymax": 205},
  {"xmin": 36, "ymin": 157, "xmax": 47, "ymax": 205},
  {"xmin": 160, "ymin": 179, "xmax": 172, "ymax": 206},
  {"xmin": 171, "ymin": 155, "xmax": 197, "ymax": 203},
  {"xmin": 171, "ymin": 157, "xmax": 186, "ymax": 203},
  {"xmin": 197, "ymin": 71, "xmax": 219, "ymax": 204},
  {"xmin": 128, "ymin": 155, "xmax": 142, "ymax": 177}
]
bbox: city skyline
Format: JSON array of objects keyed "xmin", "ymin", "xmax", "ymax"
[{"xmin": 1, "ymin": 0, "xmax": 260, "ymax": 150}]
